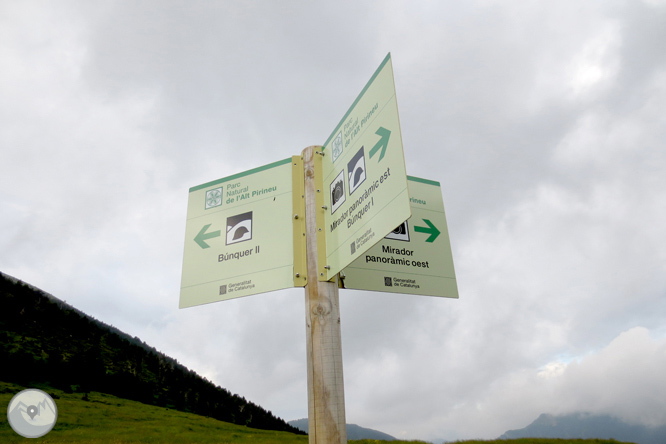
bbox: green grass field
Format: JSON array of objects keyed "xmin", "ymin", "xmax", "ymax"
[
  {"xmin": 0, "ymin": 382, "xmax": 634, "ymax": 444},
  {"xmin": 1, "ymin": 382, "xmax": 309, "ymax": 444}
]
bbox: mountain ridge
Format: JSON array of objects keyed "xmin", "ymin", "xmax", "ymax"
[
  {"xmin": 500, "ymin": 412, "xmax": 666, "ymax": 444},
  {"xmin": 288, "ymin": 418, "xmax": 396, "ymax": 441}
]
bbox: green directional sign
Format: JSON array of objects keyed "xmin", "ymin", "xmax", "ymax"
[
  {"xmin": 339, "ymin": 176, "xmax": 458, "ymax": 298},
  {"xmin": 180, "ymin": 158, "xmax": 305, "ymax": 308},
  {"xmin": 318, "ymin": 52, "xmax": 411, "ymax": 281}
]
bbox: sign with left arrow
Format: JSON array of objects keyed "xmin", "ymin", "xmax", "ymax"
[{"xmin": 179, "ymin": 157, "xmax": 306, "ymax": 308}]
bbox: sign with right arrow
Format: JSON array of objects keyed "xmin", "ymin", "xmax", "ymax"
[
  {"xmin": 339, "ymin": 176, "xmax": 458, "ymax": 298},
  {"xmin": 318, "ymin": 53, "xmax": 411, "ymax": 281}
]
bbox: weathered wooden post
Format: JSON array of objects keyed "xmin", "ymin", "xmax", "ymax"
[{"xmin": 302, "ymin": 145, "xmax": 347, "ymax": 444}]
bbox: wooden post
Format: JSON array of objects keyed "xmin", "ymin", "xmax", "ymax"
[{"xmin": 302, "ymin": 145, "xmax": 347, "ymax": 444}]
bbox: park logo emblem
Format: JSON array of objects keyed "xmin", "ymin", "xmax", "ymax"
[
  {"xmin": 331, "ymin": 131, "xmax": 343, "ymax": 163},
  {"xmin": 205, "ymin": 187, "xmax": 223, "ymax": 209},
  {"xmin": 226, "ymin": 211, "xmax": 253, "ymax": 245}
]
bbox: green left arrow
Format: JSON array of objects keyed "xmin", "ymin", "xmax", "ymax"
[
  {"xmin": 194, "ymin": 224, "xmax": 221, "ymax": 249},
  {"xmin": 369, "ymin": 127, "xmax": 391, "ymax": 162},
  {"xmin": 414, "ymin": 219, "xmax": 440, "ymax": 243}
]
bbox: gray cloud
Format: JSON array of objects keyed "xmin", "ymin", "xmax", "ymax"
[{"xmin": 1, "ymin": 0, "xmax": 665, "ymax": 441}]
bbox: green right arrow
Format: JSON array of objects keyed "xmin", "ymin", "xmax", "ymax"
[
  {"xmin": 414, "ymin": 219, "xmax": 440, "ymax": 243},
  {"xmin": 194, "ymin": 224, "xmax": 221, "ymax": 249},
  {"xmin": 369, "ymin": 127, "xmax": 391, "ymax": 161}
]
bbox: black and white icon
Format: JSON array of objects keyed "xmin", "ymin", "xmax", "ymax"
[
  {"xmin": 226, "ymin": 211, "xmax": 252, "ymax": 245},
  {"xmin": 7, "ymin": 389, "xmax": 58, "ymax": 438},
  {"xmin": 330, "ymin": 170, "xmax": 346, "ymax": 214},
  {"xmin": 385, "ymin": 221, "xmax": 410, "ymax": 242},
  {"xmin": 384, "ymin": 277, "xmax": 393, "ymax": 287},
  {"xmin": 205, "ymin": 187, "xmax": 223, "ymax": 209},
  {"xmin": 350, "ymin": 241, "xmax": 356, "ymax": 255},
  {"xmin": 347, "ymin": 146, "xmax": 366, "ymax": 195}
]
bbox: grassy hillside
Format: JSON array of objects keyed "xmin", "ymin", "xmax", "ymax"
[
  {"xmin": 2, "ymin": 382, "xmax": 635, "ymax": 444},
  {"xmin": 0, "ymin": 272, "xmax": 302, "ymax": 434},
  {"xmin": 1, "ymin": 381, "xmax": 307, "ymax": 444}
]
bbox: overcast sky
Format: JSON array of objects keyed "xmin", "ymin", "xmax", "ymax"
[{"xmin": 2, "ymin": 1, "xmax": 666, "ymax": 441}]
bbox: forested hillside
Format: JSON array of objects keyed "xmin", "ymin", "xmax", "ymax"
[{"xmin": 0, "ymin": 272, "xmax": 303, "ymax": 435}]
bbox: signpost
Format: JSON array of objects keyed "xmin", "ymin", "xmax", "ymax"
[
  {"xmin": 340, "ymin": 176, "xmax": 458, "ymax": 298},
  {"xmin": 302, "ymin": 147, "xmax": 347, "ymax": 444},
  {"xmin": 178, "ymin": 53, "xmax": 458, "ymax": 444},
  {"xmin": 179, "ymin": 158, "xmax": 306, "ymax": 308},
  {"xmin": 318, "ymin": 53, "xmax": 411, "ymax": 281}
]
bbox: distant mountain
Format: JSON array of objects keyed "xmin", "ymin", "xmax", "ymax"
[
  {"xmin": 499, "ymin": 412, "xmax": 666, "ymax": 444},
  {"xmin": 0, "ymin": 271, "xmax": 304, "ymax": 435},
  {"xmin": 289, "ymin": 418, "xmax": 396, "ymax": 440}
]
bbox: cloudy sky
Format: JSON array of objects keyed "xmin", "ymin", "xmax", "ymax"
[{"xmin": 2, "ymin": 0, "xmax": 666, "ymax": 441}]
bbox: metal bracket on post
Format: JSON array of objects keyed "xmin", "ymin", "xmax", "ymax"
[
  {"xmin": 311, "ymin": 148, "xmax": 330, "ymax": 281},
  {"xmin": 292, "ymin": 155, "xmax": 307, "ymax": 287},
  {"xmin": 302, "ymin": 145, "xmax": 347, "ymax": 444}
]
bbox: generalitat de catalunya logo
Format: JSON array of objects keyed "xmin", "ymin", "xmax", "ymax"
[{"xmin": 7, "ymin": 388, "xmax": 58, "ymax": 438}]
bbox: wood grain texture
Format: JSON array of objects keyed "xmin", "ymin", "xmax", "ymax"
[{"xmin": 302, "ymin": 146, "xmax": 347, "ymax": 444}]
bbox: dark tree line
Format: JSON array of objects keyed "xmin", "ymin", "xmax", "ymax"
[{"xmin": 0, "ymin": 272, "xmax": 304, "ymax": 435}]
